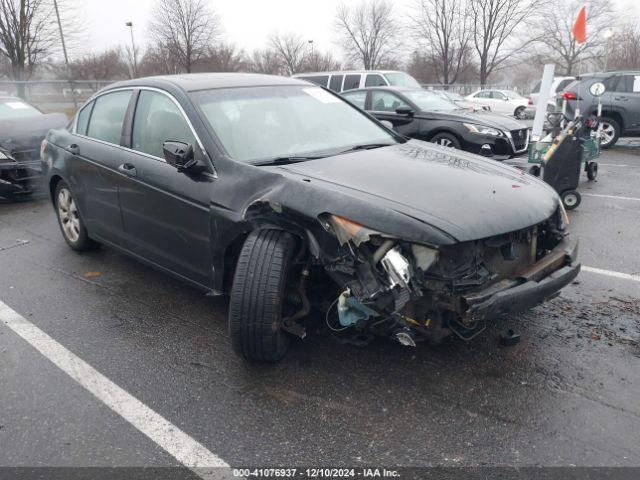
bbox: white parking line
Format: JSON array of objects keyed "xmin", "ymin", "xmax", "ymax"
[
  {"xmin": 598, "ymin": 163, "xmax": 629, "ymax": 167},
  {"xmin": 0, "ymin": 301, "xmax": 229, "ymax": 478},
  {"xmin": 583, "ymin": 193, "xmax": 640, "ymax": 202},
  {"xmin": 583, "ymin": 266, "xmax": 640, "ymax": 283}
]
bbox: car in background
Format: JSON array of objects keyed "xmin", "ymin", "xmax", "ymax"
[
  {"xmin": 431, "ymin": 90, "xmax": 487, "ymax": 110},
  {"xmin": 528, "ymin": 76, "xmax": 575, "ymax": 111},
  {"xmin": 559, "ymin": 71, "xmax": 640, "ymax": 148},
  {"xmin": 0, "ymin": 96, "xmax": 67, "ymax": 200},
  {"xmin": 42, "ymin": 73, "xmax": 577, "ymax": 362},
  {"xmin": 292, "ymin": 70, "xmax": 422, "ymax": 93},
  {"xmin": 466, "ymin": 89, "xmax": 529, "ymax": 119},
  {"xmin": 342, "ymin": 87, "xmax": 530, "ymax": 159}
]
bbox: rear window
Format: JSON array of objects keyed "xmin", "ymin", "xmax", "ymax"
[
  {"xmin": 299, "ymin": 76, "xmax": 329, "ymax": 88},
  {"xmin": 555, "ymin": 79, "xmax": 574, "ymax": 92}
]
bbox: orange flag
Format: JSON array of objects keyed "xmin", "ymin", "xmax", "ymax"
[{"xmin": 572, "ymin": 6, "xmax": 587, "ymax": 44}]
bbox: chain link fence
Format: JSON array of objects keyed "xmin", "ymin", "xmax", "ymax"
[
  {"xmin": 421, "ymin": 84, "xmax": 529, "ymax": 95},
  {"xmin": 0, "ymin": 80, "xmax": 117, "ymax": 116}
]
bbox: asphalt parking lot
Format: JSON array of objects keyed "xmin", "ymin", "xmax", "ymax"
[{"xmin": 1, "ymin": 142, "xmax": 639, "ymax": 473}]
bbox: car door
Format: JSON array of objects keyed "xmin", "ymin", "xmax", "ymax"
[
  {"xmin": 489, "ymin": 91, "xmax": 510, "ymax": 114},
  {"xmin": 116, "ymin": 89, "xmax": 214, "ymax": 288},
  {"xmin": 470, "ymin": 90, "xmax": 491, "ymax": 109},
  {"xmin": 369, "ymin": 90, "xmax": 419, "ymax": 136},
  {"xmin": 69, "ymin": 89, "xmax": 134, "ymax": 245}
]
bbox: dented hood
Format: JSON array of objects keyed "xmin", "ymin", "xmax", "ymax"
[{"xmin": 274, "ymin": 141, "xmax": 559, "ymax": 242}]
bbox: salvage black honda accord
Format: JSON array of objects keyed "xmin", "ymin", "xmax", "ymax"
[{"xmin": 41, "ymin": 73, "xmax": 580, "ymax": 362}]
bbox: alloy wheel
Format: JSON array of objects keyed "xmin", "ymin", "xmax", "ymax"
[
  {"xmin": 57, "ymin": 187, "xmax": 80, "ymax": 243},
  {"xmin": 600, "ymin": 122, "xmax": 615, "ymax": 146},
  {"xmin": 436, "ymin": 138, "xmax": 454, "ymax": 147}
]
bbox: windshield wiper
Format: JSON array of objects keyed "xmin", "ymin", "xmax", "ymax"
[
  {"xmin": 337, "ymin": 143, "xmax": 395, "ymax": 155},
  {"xmin": 252, "ymin": 155, "xmax": 324, "ymax": 166}
]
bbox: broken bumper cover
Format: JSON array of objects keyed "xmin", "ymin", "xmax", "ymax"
[
  {"xmin": 463, "ymin": 237, "xmax": 580, "ymax": 320},
  {"xmin": 0, "ymin": 159, "xmax": 42, "ymax": 198}
]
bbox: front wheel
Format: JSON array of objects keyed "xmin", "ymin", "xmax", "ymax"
[
  {"xmin": 228, "ymin": 230, "xmax": 297, "ymax": 362},
  {"xmin": 586, "ymin": 162, "xmax": 598, "ymax": 181},
  {"xmin": 561, "ymin": 190, "xmax": 581, "ymax": 210},
  {"xmin": 431, "ymin": 132, "xmax": 461, "ymax": 149}
]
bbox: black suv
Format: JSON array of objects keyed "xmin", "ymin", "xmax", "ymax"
[{"xmin": 560, "ymin": 71, "xmax": 640, "ymax": 148}]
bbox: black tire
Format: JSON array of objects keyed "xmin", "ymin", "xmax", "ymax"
[
  {"xmin": 586, "ymin": 162, "xmax": 598, "ymax": 181},
  {"xmin": 561, "ymin": 190, "xmax": 581, "ymax": 210},
  {"xmin": 431, "ymin": 132, "xmax": 461, "ymax": 149},
  {"xmin": 514, "ymin": 106, "xmax": 527, "ymax": 119},
  {"xmin": 54, "ymin": 180, "xmax": 97, "ymax": 251},
  {"xmin": 599, "ymin": 117, "xmax": 620, "ymax": 149},
  {"xmin": 228, "ymin": 229, "xmax": 297, "ymax": 362}
]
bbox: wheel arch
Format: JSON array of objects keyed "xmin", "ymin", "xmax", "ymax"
[{"xmin": 596, "ymin": 110, "xmax": 624, "ymax": 131}]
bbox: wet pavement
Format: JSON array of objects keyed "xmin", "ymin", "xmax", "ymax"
[{"xmin": 0, "ymin": 145, "xmax": 639, "ymax": 470}]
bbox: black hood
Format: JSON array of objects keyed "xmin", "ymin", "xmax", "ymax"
[
  {"xmin": 272, "ymin": 140, "xmax": 558, "ymax": 242},
  {"xmin": 418, "ymin": 109, "xmax": 526, "ymax": 131},
  {"xmin": 0, "ymin": 113, "xmax": 68, "ymax": 153}
]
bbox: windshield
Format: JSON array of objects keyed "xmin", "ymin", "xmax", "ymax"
[
  {"xmin": 191, "ymin": 86, "xmax": 397, "ymax": 164},
  {"xmin": 0, "ymin": 99, "xmax": 41, "ymax": 120},
  {"xmin": 403, "ymin": 90, "xmax": 459, "ymax": 111},
  {"xmin": 384, "ymin": 72, "xmax": 421, "ymax": 88}
]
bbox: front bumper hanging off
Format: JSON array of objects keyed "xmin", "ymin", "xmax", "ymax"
[{"xmin": 463, "ymin": 237, "xmax": 580, "ymax": 321}]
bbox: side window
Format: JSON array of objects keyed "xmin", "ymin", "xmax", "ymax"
[
  {"xmin": 476, "ymin": 91, "xmax": 491, "ymax": 99},
  {"xmin": 329, "ymin": 75, "xmax": 344, "ymax": 92},
  {"xmin": 365, "ymin": 74, "xmax": 387, "ymax": 87},
  {"xmin": 342, "ymin": 91, "xmax": 367, "ymax": 109},
  {"xmin": 490, "ymin": 91, "xmax": 506, "ymax": 99},
  {"xmin": 614, "ymin": 75, "xmax": 639, "ymax": 93},
  {"xmin": 371, "ymin": 91, "xmax": 409, "ymax": 112},
  {"xmin": 86, "ymin": 90, "xmax": 132, "ymax": 144},
  {"xmin": 132, "ymin": 90, "xmax": 196, "ymax": 159},
  {"xmin": 603, "ymin": 75, "xmax": 619, "ymax": 92},
  {"xmin": 75, "ymin": 101, "xmax": 94, "ymax": 136},
  {"xmin": 343, "ymin": 74, "xmax": 362, "ymax": 91}
]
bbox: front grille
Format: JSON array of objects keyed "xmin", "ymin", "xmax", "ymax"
[{"xmin": 510, "ymin": 129, "xmax": 529, "ymax": 151}]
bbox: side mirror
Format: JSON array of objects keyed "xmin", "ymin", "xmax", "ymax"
[
  {"xmin": 395, "ymin": 106, "xmax": 414, "ymax": 116},
  {"xmin": 163, "ymin": 141, "xmax": 197, "ymax": 172}
]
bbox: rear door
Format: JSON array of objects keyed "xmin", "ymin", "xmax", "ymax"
[
  {"xmin": 612, "ymin": 74, "xmax": 640, "ymax": 131},
  {"xmin": 116, "ymin": 88, "xmax": 214, "ymax": 287},
  {"xmin": 69, "ymin": 89, "xmax": 134, "ymax": 245}
]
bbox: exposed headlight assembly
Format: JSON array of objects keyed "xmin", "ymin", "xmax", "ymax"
[
  {"xmin": 463, "ymin": 123, "xmax": 503, "ymax": 136},
  {"xmin": 557, "ymin": 200, "xmax": 570, "ymax": 231}
]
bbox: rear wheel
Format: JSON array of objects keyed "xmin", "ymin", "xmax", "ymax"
[
  {"xmin": 54, "ymin": 181, "xmax": 97, "ymax": 251},
  {"xmin": 431, "ymin": 132, "xmax": 461, "ymax": 149},
  {"xmin": 514, "ymin": 106, "xmax": 527, "ymax": 119},
  {"xmin": 599, "ymin": 118, "xmax": 620, "ymax": 149},
  {"xmin": 586, "ymin": 161, "xmax": 598, "ymax": 181},
  {"xmin": 228, "ymin": 230, "xmax": 297, "ymax": 362}
]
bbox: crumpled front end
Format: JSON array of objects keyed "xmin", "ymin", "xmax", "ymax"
[
  {"xmin": 318, "ymin": 203, "xmax": 580, "ymax": 345},
  {"xmin": 0, "ymin": 147, "xmax": 43, "ymax": 200}
]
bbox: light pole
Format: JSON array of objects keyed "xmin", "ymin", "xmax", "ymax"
[
  {"xmin": 126, "ymin": 21, "xmax": 138, "ymax": 78},
  {"xmin": 603, "ymin": 28, "xmax": 614, "ymax": 71},
  {"xmin": 53, "ymin": 0, "xmax": 77, "ymax": 108}
]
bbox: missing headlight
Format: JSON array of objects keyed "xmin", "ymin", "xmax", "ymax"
[{"xmin": 381, "ymin": 247, "xmax": 411, "ymax": 288}]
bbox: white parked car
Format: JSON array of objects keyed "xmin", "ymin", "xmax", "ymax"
[
  {"xmin": 466, "ymin": 89, "xmax": 529, "ymax": 119},
  {"xmin": 293, "ymin": 70, "xmax": 422, "ymax": 93}
]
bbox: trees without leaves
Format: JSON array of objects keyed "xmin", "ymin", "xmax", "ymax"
[
  {"xmin": 334, "ymin": 0, "xmax": 398, "ymax": 70},
  {"xmin": 468, "ymin": 0, "xmax": 542, "ymax": 86},
  {"xmin": 148, "ymin": 0, "xmax": 219, "ymax": 73},
  {"xmin": 269, "ymin": 31, "xmax": 307, "ymax": 75},
  {"xmin": 412, "ymin": 0, "xmax": 472, "ymax": 85},
  {"xmin": 537, "ymin": 0, "xmax": 614, "ymax": 75}
]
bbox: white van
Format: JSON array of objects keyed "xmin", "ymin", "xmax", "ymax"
[{"xmin": 292, "ymin": 70, "xmax": 422, "ymax": 93}]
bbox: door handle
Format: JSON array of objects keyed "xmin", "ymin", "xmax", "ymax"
[
  {"xmin": 118, "ymin": 163, "xmax": 137, "ymax": 177},
  {"xmin": 68, "ymin": 143, "xmax": 79, "ymax": 155},
  {"xmin": 614, "ymin": 96, "xmax": 628, "ymax": 101}
]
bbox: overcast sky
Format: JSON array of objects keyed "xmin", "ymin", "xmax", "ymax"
[{"xmin": 78, "ymin": 0, "xmax": 639, "ymax": 57}]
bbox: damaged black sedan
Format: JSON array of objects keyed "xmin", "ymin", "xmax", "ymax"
[
  {"xmin": 41, "ymin": 74, "xmax": 580, "ymax": 362},
  {"xmin": 0, "ymin": 96, "xmax": 67, "ymax": 200}
]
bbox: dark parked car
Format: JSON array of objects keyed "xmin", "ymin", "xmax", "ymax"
[
  {"xmin": 559, "ymin": 71, "xmax": 640, "ymax": 148},
  {"xmin": 342, "ymin": 87, "xmax": 530, "ymax": 159},
  {"xmin": 42, "ymin": 74, "xmax": 579, "ymax": 362},
  {"xmin": 0, "ymin": 96, "xmax": 67, "ymax": 200}
]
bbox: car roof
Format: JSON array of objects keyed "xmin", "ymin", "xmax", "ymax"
[
  {"xmin": 104, "ymin": 73, "xmax": 309, "ymax": 93},
  {"xmin": 293, "ymin": 70, "xmax": 405, "ymax": 77},
  {"xmin": 342, "ymin": 86, "xmax": 424, "ymax": 93}
]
